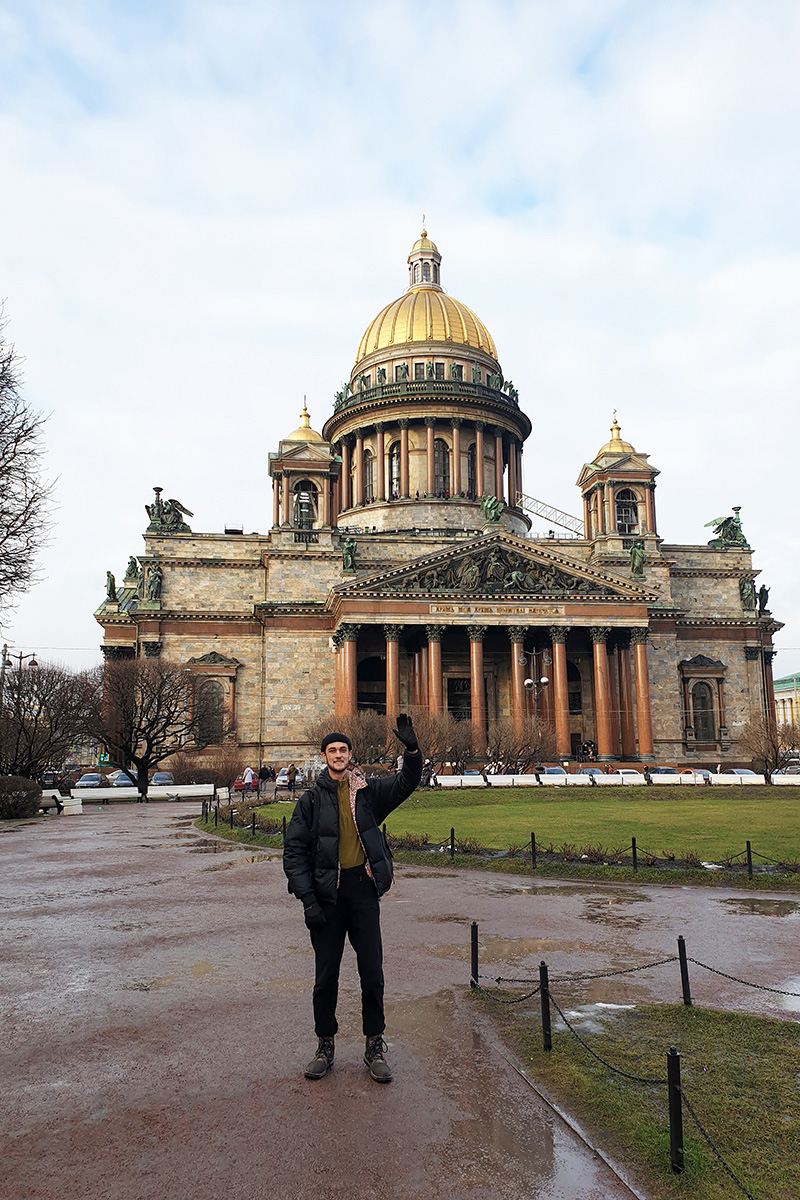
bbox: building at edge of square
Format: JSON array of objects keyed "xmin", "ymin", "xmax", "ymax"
[{"xmin": 95, "ymin": 229, "xmax": 781, "ymax": 766}]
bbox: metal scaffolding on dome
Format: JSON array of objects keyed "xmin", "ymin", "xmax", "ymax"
[{"xmin": 516, "ymin": 492, "xmax": 584, "ymax": 537}]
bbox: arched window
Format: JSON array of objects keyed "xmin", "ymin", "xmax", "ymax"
[
  {"xmin": 198, "ymin": 680, "xmax": 224, "ymax": 745},
  {"xmin": 433, "ymin": 264, "xmax": 439, "ymax": 284},
  {"xmin": 388, "ymin": 441, "xmax": 401, "ymax": 498},
  {"xmin": 363, "ymin": 449, "xmax": 374, "ymax": 503},
  {"xmin": 434, "ymin": 438, "xmax": 450, "ymax": 496},
  {"xmin": 692, "ymin": 682, "xmax": 715, "ymax": 742},
  {"xmin": 466, "ymin": 443, "xmax": 477, "ymax": 499},
  {"xmin": 413, "ymin": 263, "xmax": 420, "ymax": 283},
  {"xmin": 293, "ymin": 480, "xmax": 318, "ymax": 529},
  {"xmin": 615, "ymin": 488, "xmax": 639, "ymax": 534},
  {"xmin": 422, "ymin": 262, "xmax": 431, "ymax": 282}
]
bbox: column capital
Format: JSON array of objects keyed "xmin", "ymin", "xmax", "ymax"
[
  {"xmin": 765, "ymin": 649, "xmax": 777, "ymax": 664},
  {"xmin": 507, "ymin": 625, "xmax": 528, "ymax": 643},
  {"xmin": 340, "ymin": 623, "xmax": 361, "ymax": 642},
  {"xmin": 425, "ymin": 624, "xmax": 446, "ymax": 643},
  {"xmin": 142, "ymin": 641, "xmax": 162, "ymax": 658},
  {"xmin": 475, "ymin": 420, "xmax": 485, "ymax": 431},
  {"xmin": 398, "ymin": 418, "xmax": 410, "ymax": 429},
  {"xmin": 331, "ymin": 631, "xmax": 344, "ymax": 651},
  {"xmin": 493, "ymin": 425, "xmax": 505, "ymax": 439},
  {"xmin": 451, "ymin": 416, "xmax": 463, "ymax": 427},
  {"xmin": 424, "ymin": 416, "xmax": 436, "ymax": 427},
  {"xmin": 744, "ymin": 646, "xmax": 761, "ymax": 661},
  {"xmin": 549, "ymin": 626, "xmax": 569, "ymax": 644},
  {"xmin": 589, "ymin": 626, "xmax": 611, "ymax": 644},
  {"xmin": 383, "ymin": 624, "xmax": 403, "ymax": 642},
  {"xmin": 630, "ymin": 627, "xmax": 650, "ymax": 645},
  {"xmin": 374, "ymin": 421, "xmax": 384, "ymax": 432},
  {"xmin": 467, "ymin": 624, "xmax": 487, "ymax": 642}
]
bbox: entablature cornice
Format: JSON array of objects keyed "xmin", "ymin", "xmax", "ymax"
[{"xmin": 323, "ymin": 393, "xmax": 531, "ymax": 443}]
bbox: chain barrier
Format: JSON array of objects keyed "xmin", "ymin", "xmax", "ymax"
[
  {"xmin": 547, "ymin": 993, "xmax": 666, "ymax": 1086},
  {"xmin": 678, "ymin": 1087, "xmax": 758, "ymax": 1200},
  {"xmin": 485, "ymin": 955, "xmax": 678, "ymax": 987},
  {"xmin": 472, "ymin": 980, "xmax": 541, "ymax": 1004},
  {"xmin": 687, "ymin": 958, "xmax": 800, "ymax": 997}
]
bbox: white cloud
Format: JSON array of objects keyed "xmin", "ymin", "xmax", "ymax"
[{"xmin": 2, "ymin": 0, "xmax": 799, "ymax": 674}]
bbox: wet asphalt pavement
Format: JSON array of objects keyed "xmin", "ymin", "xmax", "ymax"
[{"xmin": 2, "ymin": 805, "xmax": 799, "ymax": 1200}]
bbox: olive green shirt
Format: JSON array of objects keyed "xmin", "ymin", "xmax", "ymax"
[{"xmin": 337, "ymin": 777, "xmax": 365, "ymax": 868}]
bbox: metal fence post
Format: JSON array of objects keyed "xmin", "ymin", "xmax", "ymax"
[
  {"xmin": 539, "ymin": 961, "xmax": 552, "ymax": 1051},
  {"xmin": 677, "ymin": 935, "xmax": 692, "ymax": 1006},
  {"xmin": 746, "ymin": 839, "xmax": 753, "ymax": 881},
  {"xmin": 470, "ymin": 921, "xmax": 479, "ymax": 988},
  {"xmin": 667, "ymin": 1046, "xmax": 684, "ymax": 1174},
  {"xmin": 531, "ymin": 831, "xmax": 537, "ymax": 871},
  {"xmin": 214, "ymin": 805, "xmax": 218, "ymax": 827},
  {"xmin": 251, "ymin": 812, "xmax": 256, "ymax": 836},
  {"xmin": 631, "ymin": 835, "xmax": 638, "ymax": 872},
  {"xmin": 229, "ymin": 807, "xmax": 234, "ymax": 830},
  {"xmin": 282, "ymin": 815, "xmax": 287, "ymax": 842},
  {"xmin": 450, "ymin": 827, "xmax": 455, "ymax": 861}
]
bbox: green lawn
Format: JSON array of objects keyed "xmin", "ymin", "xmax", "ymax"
[
  {"xmin": 490, "ymin": 1000, "xmax": 800, "ymax": 1200},
  {"xmin": 381, "ymin": 785, "xmax": 799, "ymax": 861}
]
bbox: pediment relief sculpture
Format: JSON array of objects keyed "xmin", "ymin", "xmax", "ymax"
[
  {"xmin": 372, "ymin": 547, "xmax": 618, "ymax": 598},
  {"xmin": 187, "ymin": 651, "xmax": 241, "ymax": 666}
]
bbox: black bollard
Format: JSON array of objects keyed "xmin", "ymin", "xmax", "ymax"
[
  {"xmin": 282, "ymin": 815, "xmax": 287, "ymax": 841},
  {"xmin": 229, "ymin": 807, "xmax": 234, "ymax": 830},
  {"xmin": 470, "ymin": 921, "xmax": 479, "ymax": 988},
  {"xmin": 214, "ymin": 804, "xmax": 218, "ymax": 827},
  {"xmin": 531, "ymin": 831, "xmax": 537, "ymax": 871},
  {"xmin": 539, "ymin": 961, "xmax": 552, "ymax": 1051},
  {"xmin": 746, "ymin": 839, "xmax": 753, "ymax": 881},
  {"xmin": 677, "ymin": 935, "xmax": 692, "ymax": 1006},
  {"xmin": 667, "ymin": 1046, "xmax": 684, "ymax": 1174},
  {"xmin": 632, "ymin": 836, "xmax": 638, "ymax": 872},
  {"xmin": 450, "ymin": 827, "xmax": 455, "ymax": 861},
  {"xmin": 251, "ymin": 812, "xmax": 256, "ymax": 836}
]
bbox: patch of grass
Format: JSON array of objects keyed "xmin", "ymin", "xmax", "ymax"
[
  {"xmin": 487, "ymin": 1000, "xmax": 800, "ymax": 1199},
  {"xmin": 385, "ymin": 785, "xmax": 798, "ymax": 862},
  {"xmin": 194, "ymin": 817, "xmax": 282, "ymax": 848}
]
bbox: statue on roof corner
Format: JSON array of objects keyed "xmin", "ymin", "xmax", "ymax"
[
  {"xmin": 145, "ymin": 487, "xmax": 193, "ymax": 534},
  {"xmin": 480, "ymin": 495, "xmax": 504, "ymax": 523},
  {"xmin": 342, "ymin": 538, "xmax": 357, "ymax": 571},
  {"xmin": 705, "ymin": 506, "xmax": 749, "ymax": 550}
]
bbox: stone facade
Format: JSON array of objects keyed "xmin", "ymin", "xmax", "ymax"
[{"xmin": 96, "ymin": 232, "xmax": 780, "ymax": 765}]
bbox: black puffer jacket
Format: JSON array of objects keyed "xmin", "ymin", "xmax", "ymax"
[{"xmin": 283, "ymin": 752, "xmax": 422, "ymax": 903}]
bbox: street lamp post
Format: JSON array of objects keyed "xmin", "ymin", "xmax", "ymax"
[{"xmin": 0, "ymin": 645, "xmax": 38, "ymax": 708}]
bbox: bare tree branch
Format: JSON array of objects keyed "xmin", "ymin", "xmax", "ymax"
[
  {"xmin": 0, "ymin": 314, "xmax": 53, "ymax": 618},
  {"xmin": 0, "ymin": 663, "xmax": 93, "ymax": 778}
]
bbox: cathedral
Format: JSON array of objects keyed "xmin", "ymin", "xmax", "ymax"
[{"xmin": 96, "ymin": 230, "xmax": 780, "ymax": 764}]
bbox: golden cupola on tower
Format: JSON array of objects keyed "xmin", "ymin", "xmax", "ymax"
[{"xmin": 322, "ymin": 230, "xmax": 532, "ymax": 536}]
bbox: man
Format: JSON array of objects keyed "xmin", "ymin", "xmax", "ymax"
[
  {"xmin": 283, "ymin": 714, "xmax": 421, "ymax": 1084},
  {"xmin": 242, "ymin": 764, "xmax": 255, "ymax": 794},
  {"xmin": 258, "ymin": 763, "xmax": 271, "ymax": 798}
]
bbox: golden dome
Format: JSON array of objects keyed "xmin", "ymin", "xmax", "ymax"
[
  {"xmin": 286, "ymin": 402, "xmax": 324, "ymax": 443},
  {"xmin": 355, "ymin": 289, "xmax": 497, "ymax": 364},
  {"xmin": 596, "ymin": 412, "xmax": 635, "ymax": 457},
  {"xmin": 410, "ymin": 232, "xmax": 438, "ymax": 254}
]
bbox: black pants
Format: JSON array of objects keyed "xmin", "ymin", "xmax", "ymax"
[{"xmin": 309, "ymin": 865, "xmax": 384, "ymax": 1038}]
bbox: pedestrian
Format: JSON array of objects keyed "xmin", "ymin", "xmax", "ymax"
[
  {"xmin": 283, "ymin": 714, "xmax": 422, "ymax": 1084},
  {"xmin": 242, "ymin": 764, "xmax": 256, "ymax": 794},
  {"xmin": 287, "ymin": 762, "xmax": 298, "ymax": 796},
  {"xmin": 258, "ymin": 763, "xmax": 271, "ymax": 798}
]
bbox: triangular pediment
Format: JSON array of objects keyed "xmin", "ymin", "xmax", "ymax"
[
  {"xmin": 334, "ymin": 530, "xmax": 657, "ymax": 602},
  {"xmin": 276, "ymin": 441, "xmax": 334, "ymax": 464}
]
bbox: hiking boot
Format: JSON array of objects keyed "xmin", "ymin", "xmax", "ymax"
[
  {"xmin": 304, "ymin": 1036, "xmax": 334, "ymax": 1080},
  {"xmin": 364, "ymin": 1035, "xmax": 392, "ymax": 1083}
]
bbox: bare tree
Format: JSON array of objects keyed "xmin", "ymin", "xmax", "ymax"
[
  {"xmin": 167, "ymin": 744, "xmax": 247, "ymax": 791},
  {"xmin": 406, "ymin": 710, "xmax": 473, "ymax": 772},
  {"xmin": 486, "ymin": 716, "xmax": 558, "ymax": 773},
  {"xmin": 305, "ymin": 710, "xmax": 390, "ymax": 765},
  {"xmin": 738, "ymin": 718, "xmax": 799, "ymax": 777},
  {"xmin": 0, "ymin": 662, "xmax": 92, "ymax": 779},
  {"xmin": 84, "ymin": 659, "xmax": 220, "ymax": 800},
  {"xmin": 0, "ymin": 317, "xmax": 53, "ymax": 617}
]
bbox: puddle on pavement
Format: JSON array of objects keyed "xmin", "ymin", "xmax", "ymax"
[
  {"xmin": 186, "ymin": 840, "xmax": 240, "ymax": 853},
  {"xmin": 416, "ymin": 913, "xmax": 469, "ymax": 924},
  {"xmin": 582, "ymin": 892, "xmax": 652, "ymax": 930},
  {"xmin": 716, "ymin": 897, "xmax": 800, "ymax": 919},
  {"xmin": 779, "ymin": 976, "xmax": 800, "ymax": 1014},
  {"xmin": 399, "ymin": 870, "xmax": 459, "ymax": 879},
  {"xmin": 204, "ymin": 854, "xmax": 272, "ymax": 871},
  {"xmin": 431, "ymin": 935, "xmax": 590, "ymax": 963}
]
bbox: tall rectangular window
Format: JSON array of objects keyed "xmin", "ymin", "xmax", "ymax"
[
  {"xmin": 435, "ymin": 363, "xmax": 445, "ymax": 380},
  {"xmin": 414, "ymin": 363, "xmax": 425, "ymax": 381}
]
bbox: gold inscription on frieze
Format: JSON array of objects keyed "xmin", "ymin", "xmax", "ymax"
[{"xmin": 428, "ymin": 604, "xmax": 563, "ymax": 616}]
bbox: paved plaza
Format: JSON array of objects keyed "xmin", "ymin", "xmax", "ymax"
[{"xmin": 3, "ymin": 805, "xmax": 799, "ymax": 1200}]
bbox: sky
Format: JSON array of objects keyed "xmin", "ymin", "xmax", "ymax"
[{"xmin": 2, "ymin": 0, "xmax": 799, "ymax": 677}]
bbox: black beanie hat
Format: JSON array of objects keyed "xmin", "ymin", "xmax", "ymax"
[{"xmin": 320, "ymin": 731, "xmax": 353, "ymax": 753}]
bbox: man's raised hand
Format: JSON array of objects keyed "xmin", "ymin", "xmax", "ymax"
[{"xmin": 393, "ymin": 713, "xmax": 419, "ymax": 753}]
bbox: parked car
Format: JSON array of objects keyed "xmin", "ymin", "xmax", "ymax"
[
  {"xmin": 151, "ymin": 772, "xmax": 175, "ymax": 785},
  {"xmin": 75, "ymin": 773, "xmax": 102, "ymax": 788},
  {"xmin": 274, "ymin": 768, "xmax": 304, "ymax": 792},
  {"xmin": 113, "ymin": 773, "xmax": 137, "ymax": 787},
  {"xmin": 610, "ymin": 768, "xmax": 644, "ymax": 778},
  {"xmin": 680, "ymin": 768, "xmax": 712, "ymax": 779},
  {"xmin": 651, "ymin": 766, "xmax": 679, "ymax": 774},
  {"xmin": 579, "ymin": 766, "xmax": 603, "ymax": 775},
  {"xmin": 108, "ymin": 767, "xmax": 137, "ymax": 782},
  {"xmin": 542, "ymin": 766, "xmax": 567, "ymax": 776},
  {"xmin": 234, "ymin": 774, "xmax": 259, "ymax": 793},
  {"xmin": 730, "ymin": 768, "xmax": 757, "ymax": 776}
]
